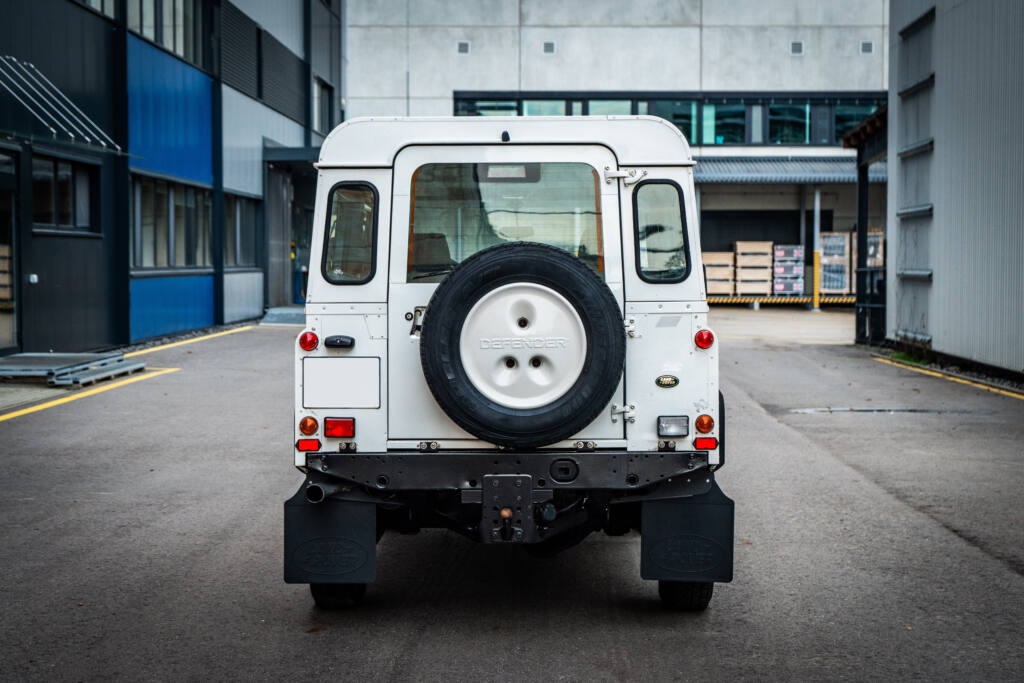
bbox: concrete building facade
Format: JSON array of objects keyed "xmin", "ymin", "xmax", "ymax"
[
  {"xmin": 887, "ymin": 0, "xmax": 1024, "ymax": 373},
  {"xmin": 343, "ymin": 0, "xmax": 891, "ymax": 301}
]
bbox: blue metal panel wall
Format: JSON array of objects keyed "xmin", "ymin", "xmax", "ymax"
[
  {"xmin": 127, "ymin": 36, "xmax": 213, "ymax": 184},
  {"xmin": 130, "ymin": 276, "xmax": 215, "ymax": 341}
]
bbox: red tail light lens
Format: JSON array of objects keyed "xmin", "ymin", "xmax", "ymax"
[
  {"xmin": 298, "ymin": 331, "xmax": 318, "ymax": 351},
  {"xmin": 694, "ymin": 329, "xmax": 714, "ymax": 349},
  {"xmin": 694, "ymin": 437, "xmax": 718, "ymax": 450},
  {"xmin": 324, "ymin": 417, "xmax": 355, "ymax": 438},
  {"xmin": 296, "ymin": 438, "xmax": 321, "ymax": 452}
]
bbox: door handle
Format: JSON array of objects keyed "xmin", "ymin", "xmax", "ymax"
[{"xmin": 324, "ymin": 335, "xmax": 355, "ymax": 349}]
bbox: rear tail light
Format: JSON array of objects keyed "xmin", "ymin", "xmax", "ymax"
[
  {"xmin": 694, "ymin": 437, "xmax": 718, "ymax": 450},
  {"xmin": 695, "ymin": 414, "xmax": 714, "ymax": 433},
  {"xmin": 296, "ymin": 438, "xmax": 321, "ymax": 452},
  {"xmin": 298, "ymin": 331, "xmax": 318, "ymax": 351},
  {"xmin": 298, "ymin": 416, "xmax": 318, "ymax": 435},
  {"xmin": 324, "ymin": 417, "xmax": 355, "ymax": 438},
  {"xmin": 694, "ymin": 329, "xmax": 714, "ymax": 349}
]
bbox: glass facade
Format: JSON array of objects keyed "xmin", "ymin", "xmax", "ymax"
[
  {"xmin": 224, "ymin": 195, "xmax": 259, "ymax": 267},
  {"xmin": 131, "ymin": 175, "xmax": 212, "ymax": 269},
  {"xmin": 455, "ymin": 94, "xmax": 885, "ymax": 146},
  {"xmin": 127, "ymin": 0, "xmax": 205, "ymax": 68},
  {"xmin": 31, "ymin": 156, "xmax": 95, "ymax": 231}
]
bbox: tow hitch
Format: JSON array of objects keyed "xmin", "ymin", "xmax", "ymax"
[{"xmin": 480, "ymin": 474, "xmax": 542, "ymax": 543}]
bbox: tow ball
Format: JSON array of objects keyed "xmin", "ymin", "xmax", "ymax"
[{"xmin": 480, "ymin": 474, "xmax": 540, "ymax": 543}]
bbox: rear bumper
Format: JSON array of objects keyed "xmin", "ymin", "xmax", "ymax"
[{"xmin": 300, "ymin": 449, "xmax": 714, "ymax": 499}]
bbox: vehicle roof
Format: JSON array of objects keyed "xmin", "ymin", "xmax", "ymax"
[{"xmin": 317, "ymin": 116, "xmax": 693, "ymax": 168}]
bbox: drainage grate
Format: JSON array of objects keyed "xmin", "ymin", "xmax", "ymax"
[{"xmin": 0, "ymin": 352, "xmax": 146, "ymax": 386}]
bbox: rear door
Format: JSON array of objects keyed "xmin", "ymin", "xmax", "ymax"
[{"xmin": 386, "ymin": 145, "xmax": 625, "ymax": 447}]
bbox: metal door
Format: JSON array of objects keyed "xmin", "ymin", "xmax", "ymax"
[{"xmin": 386, "ymin": 145, "xmax": 626, "ymax": 446}]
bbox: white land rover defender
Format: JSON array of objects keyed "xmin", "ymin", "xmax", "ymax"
[{"xmin": 285, "ymin": 116, "xmax": 733, "ymax": 611}]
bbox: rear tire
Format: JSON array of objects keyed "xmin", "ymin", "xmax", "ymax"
[
  {"xmin": 658, "ymin": 581, "xmax": 713, "ymax": 612},
  {"xmin": 310, "ymin": 583, "xmax": 367, "ymax": 609}
]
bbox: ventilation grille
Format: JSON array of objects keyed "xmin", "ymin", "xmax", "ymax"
[{"xmin": 790, "ymin": 41, "xmax": 804, "ymax": 55}]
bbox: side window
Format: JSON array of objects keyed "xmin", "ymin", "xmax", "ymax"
[
  {"xmin": 633, "ymin": 181, "xmax": 689, "ymax": 282},
  {"xmin": 322, "ymin": 183, "xmax": 377, "ymax": 284}
]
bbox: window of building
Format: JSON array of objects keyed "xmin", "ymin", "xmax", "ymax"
[
  {"xmin": 31, "ymin": 156, "xmax": 95, "ymax": 231},
  {"xmin": 407, "ymin": 163, "xmax": 603, "ymax": 281},
  {"xmin": 313, "ymin": 79, "xmax": 333, "ymax": 134},
  {"xmin": 224, "ymin": 195, "xmax": 259, "ymax": 267},
  {"xmin": 834, "ymin": 104, "xmax": 878, "ymax": 142},
  {"xmin": 642, "ymin": 100, "xmax": 698, "ymax": 141},
  {"xmin": 522, "ymin": 100, "xmax": 565, "ymax": 116},
  {"xmin": 455, "ymin": 99, "xmax": 517, "ymax": 116},
  {"xmin": 82, "ymin": 0, "xmax": 117, "ymax": 18},
  {"xmin": 131, "ymin": 176, "xmax": 212, "ymax": 269},
  {"xmin": 768, "ymin": 104, "xmax": 810, "ymax": 144},
  {"xmin": 127, "ymin": 0, "xmax": 204, "ymax": 68},
  {"xmin": 633, "ymin": 181, "xmax": 688, "ymax": 282},
  {"xmin": 702, "ymin": 103, "xmax": 745, "ymax": 144},
  {"xmin": 588, "ymin": 100, "xmax": 631, "ymax": 115},
  {"xmin": 322, "ymin": 183, "xmax": 377, "ymax": 284}
]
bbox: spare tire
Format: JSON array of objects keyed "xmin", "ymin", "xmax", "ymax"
[{"xmin": 420, "ymin": 242, "xmax": 625, "ymax": 449}]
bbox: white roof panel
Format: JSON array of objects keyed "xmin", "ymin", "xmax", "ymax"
[{"xmin": 317, "ymin": 115, "xmax": 692, "ymax": 168}]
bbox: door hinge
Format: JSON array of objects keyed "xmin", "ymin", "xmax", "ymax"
[
  {"xmin": 603, "ymin": 166, "xmax": 648, "ymax": 186},
  {"xmin": 624, "ymin": 318, "xmax": 640, "ymax": 338},
  {"xmin": 610, "ymin": 403, "xmax": 637, "ymax": 424}
]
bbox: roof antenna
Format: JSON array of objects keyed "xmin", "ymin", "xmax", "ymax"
[{"xmin": 501, "ymin": 130, "xmax": 510, "ymax": 142}]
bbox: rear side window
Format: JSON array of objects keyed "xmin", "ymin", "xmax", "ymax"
[
  {"xmin": 322, "ymin": 183, "xmax": 377, "ymax": 284},
  {"xmin": 633, "ymin": 181, "xmax": 689, "ymax": 282}
]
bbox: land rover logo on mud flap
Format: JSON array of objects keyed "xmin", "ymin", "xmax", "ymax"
[
  {"xmin": 479, "ymin": 337, "xmax": 568, "ymax": 349},
  {"xmin": 656, "ymin": 375, "xmax": 679, "ymax": 388},
  {"xmin": 652, "ymin": 535, "xmax": 724, "ymax": 574},
  {"xmin": 294, "ymin": 537, "xmax": 368, "ymax": 575}
]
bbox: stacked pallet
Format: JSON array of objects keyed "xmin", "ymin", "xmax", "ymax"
[
  {"xmin": 848, "ymin": 229, "xmax": 885, "ymax": 294},
  {"xmin": 820, "ymin": 233, "xmax": 851, "ymax": 294},
  {"xmin": 772, "ymin": 244, "xmax": 804, "ymax": 296},
  {"xmin": 703, "ymin": 251, "xmax": 735, "ymax": 295},
  {"xmin": 734, "ymin": 241, "xmax": 772, "ymax": 295},
  {"xmin": 0, "ymin": 244, "xmax": 11, "ymax": 305}
]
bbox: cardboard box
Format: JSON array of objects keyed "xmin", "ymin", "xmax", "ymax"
[
  {"xmin": 821, "ymin": 263, "xmax": 850, "ymax": 293},
  {"xmin": 702, "ymin": 251, "xmax": 735, "ymax": 266},
  {"xmin": 735, "ymin": 241, "xmax": 773, "ymax": 254},
  {"xmin": 735, "ymin": 280, "xmax": 772, "ymax": 295},
  {"xmin": 707, "ymin": 280, "xmax": 734, "ymax": 295},
  {"xmin": 736, "ymin": 267, "xmax": 771, "ymax": 281},
  {"xmin": 705, "ymin": 265, "xmax": 734, "ymax": 280},
  {"xmin": 821, "ymin": 233, "xmax": 850, "ymax": 259},
  {"xmin": 736, "ymin": 253, "xmax": 772, "ymax": 267}
]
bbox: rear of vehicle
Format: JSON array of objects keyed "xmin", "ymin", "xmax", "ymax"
[{"xmin": 285, "ymin": 117, "xmax": 733, "ymax": 611}]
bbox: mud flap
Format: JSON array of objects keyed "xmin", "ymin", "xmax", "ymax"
[
  {"xmin": 640, "ymin": 481, "xmax": 734, "ymax": 582},
  {"xmin": 283, "ymin": 485, "xmax": 376, "ymax": 584}
]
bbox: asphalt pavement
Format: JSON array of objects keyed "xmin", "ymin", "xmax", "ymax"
[{"xmin": 1, "ymin": 311, "xmax": 1022, "ymax": 681}]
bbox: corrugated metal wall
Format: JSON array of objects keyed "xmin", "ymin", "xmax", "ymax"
[
  {"xmin": 127, "ymin": 36, "xmax": 213, "ymax": 184},
  {"xmin": 230, "ymin": 0, "xmax": 305, "ymax": 59},
  {"xmin": 224, "ymin": 272, "xmax": 264, "ymax": 322},
  {"xmin": 888, "ymin": 0, "xmax": 1024, "ymax": 372},
  {"xmin": 221, "ymin": 85, "xmax": 305, "ymax": 196},
  {"xmin": 130, "ymin": 275, "xmax": 214, "ymax": 341}
]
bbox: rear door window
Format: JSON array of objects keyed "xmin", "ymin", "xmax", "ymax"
[
  {"xmin": 407, "ymin": 162, "xmax": 603, "ymax": 281},
  {"xmin": 633, "ymin": 181, "xmax": 689, "ymax": 282},
  {"xmin": 322, "ymin": 183, "xmax": 377, "ymax": 284}
]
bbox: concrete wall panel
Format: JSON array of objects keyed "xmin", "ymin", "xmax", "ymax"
[
  {"xmin": 410, "ymin": 0, "xmax": 519, "ymax": 26},
  {"xmin": 520, "ymin": 27, "xmax": 701, "ymax": 91},
  {"xmin": 702, "ymin": 0, "xmax": 885, "ymax": 27},
  {"xmin": 410, "ymin": 27, "xmax": 519, "ymax": 97},
  {"xmin": 346, "ymin": 27, "xmax": 410, "ymax": 98},
  {"xmin": 521, "ymin": 0, "xmax": 700, "ymax": 26}
]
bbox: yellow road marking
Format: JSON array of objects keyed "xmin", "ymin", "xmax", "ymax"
[
  {"xmin": 873, "ymin": 357, "xmax": 1024, "ymax": 400},
  {"xmin": 0, "ymin": 367, "xmax": 181, "ymax": 423},
  {"xmin": 124, "ymin": 325, "xmax": 253, "ymax": 357}
]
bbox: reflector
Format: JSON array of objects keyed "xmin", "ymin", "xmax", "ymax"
[
  {"xmin": 694, "ymin": 437, "xmax": 717, "ymax": 450},
  {"xmin": 694, "ymin": 329, "xmax": 714, "ymax": 349},
  {"xmin": 324, "ymin": 417, "xmax": 355, "ymax": 438},
  {"xmin": 695, "ymin": 414, "xmax": 715, "ymax": 433},
  {"xmin": 296, "ymin": 438, "xmax": 321, "ymax": 452},
  {"xmin": 298, "ymin": 331, "xmax": 318, "ymax": 351},
  {"xmin": 299, "ymin": 416, "xmax": 318, "ymax": 435}
]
